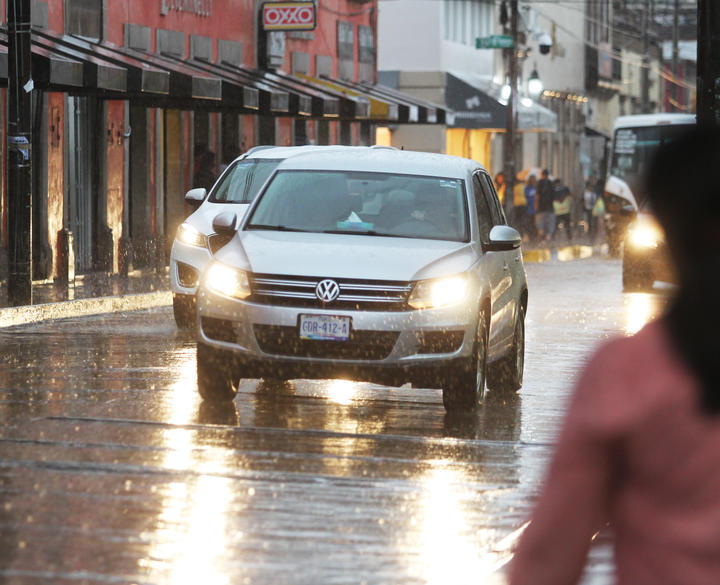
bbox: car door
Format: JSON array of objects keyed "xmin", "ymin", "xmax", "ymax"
[
  {"xmin": 471, "ymin": 173, "xmax": 506, "ymax": 351},
  {"xmin": 477, "ymin": 172, "xmax": 520, "ymax": 356}
]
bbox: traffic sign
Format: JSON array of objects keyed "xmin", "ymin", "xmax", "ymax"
[{"xmin": 476, "ymin": 35, "xmax": 514, "ymax": 49}]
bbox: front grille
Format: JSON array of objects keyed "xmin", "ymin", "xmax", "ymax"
[
  {"xmin": 254, "ymin": 325, "xmax": 399, "ymax": 360},
  {"xmin": 418, "ymin": 330, "xmax": 464, "ymax": 354},
  {"xmin": 201, "ymin": 317, "xmax": 236, "ymax": 343},
  {"xmin": 177, "ymin": 262, "xmax": 200, "ymax": 288},
  {"xmin": 248, "ymin": 273, "xmax": 413, "ymax": 311}
]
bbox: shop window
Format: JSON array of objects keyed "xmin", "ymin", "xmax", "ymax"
[{"xmin": 65, "ymin": 0, "xmax": 102, "ymax": 40}]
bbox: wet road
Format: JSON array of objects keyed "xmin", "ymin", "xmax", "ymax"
[{"xmin": 0, "ymin": 258, "xmax": 672, "ymax": 585}]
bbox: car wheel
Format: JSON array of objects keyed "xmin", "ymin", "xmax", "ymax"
[
  {"xmin": 173, "ymin": 293, "xmax": 196, "ymax": 329},
  {"xmin": 488, "ymin": 308, "xmax": 525, "ymax": 395},
  {"xmin": 441, "ymin": 311, "xmax": 488, "ymax": 413},
  {"xmin": 622, "ymin": 258, "xmax": 653, "ymax": 291},
  {"xmin": 196, "ymin": 342, "xmax": 239, "ymax": 403}
]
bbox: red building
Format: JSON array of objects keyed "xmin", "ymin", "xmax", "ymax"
[{"xmin": 0, "ymin": 0, "xmax": 444, "ymax": 286}]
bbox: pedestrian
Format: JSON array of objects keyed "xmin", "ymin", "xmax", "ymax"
[
  {"xmin": 524, "ymin": 174, "xmax": 538, "ymax": 242},
  {"xmin": 534, "ymin": 169, "xmax": 555, "ymax": 243},
  {"xmin": 508, "ymin": 126, "xmax": 720, "ymax": 585},
  {"xmin": 193, "ymin": 148, "xmax": 217, "ymax": 192},
  {"xmin": 512, "ymin": 176, "xmax": 528, "ymax": 237},
  {"xmin": 552, "ymin": 178, "xmax": 572, "ymax": 241},
  {"xmin": 494, "ymin": 172, "xmax": 506, "ymax": 207},
  {"xmin": 592, "ymin": 191, "xmax": 606, "ymax": 245},
  {"xmin": 582, "ymin": 180, "xmax": 598, "ymax": 241}
]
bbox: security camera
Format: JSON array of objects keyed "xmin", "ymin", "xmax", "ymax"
[{"xmin": 537, "ymin": 32, "xmax": 552, "ymax": 55}]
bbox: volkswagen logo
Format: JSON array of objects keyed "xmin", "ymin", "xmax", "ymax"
[{"xmin": 315, "ymin": 279, "xmax": 340, "ymax": 303}]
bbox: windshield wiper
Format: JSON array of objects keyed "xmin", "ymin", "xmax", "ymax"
[
  {"xmin": 247, "ymin": 224, "xmax": 309, "ymax": 232},
  {"xmin": 323, "ymin": 229, "xmax": 416, "ymax": 239}
]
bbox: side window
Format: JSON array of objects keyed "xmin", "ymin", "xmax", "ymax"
[
  {"xmin": 472, "ymin": 175, "xmax": 493, "ymax": 242},
  {"xmin": 479, "ymin": 174, "xmax": 506, "ymax": 225}
]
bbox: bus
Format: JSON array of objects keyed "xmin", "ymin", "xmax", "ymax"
[
  {"xmin": 604, "ymin": 113, "xmax": 695, "ymax": 256},
  {"xmin": 604, "ymin": 113, "xmax": 695, "ymax": 289}
]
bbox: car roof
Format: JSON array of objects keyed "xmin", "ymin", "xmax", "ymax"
[
  {"xmin": 272, "ymin": 146, "xmax": 483, "ymax": 179},
  {"xmin": 237, "ymin": 144, "xmax": 348, "ymax": 161}
]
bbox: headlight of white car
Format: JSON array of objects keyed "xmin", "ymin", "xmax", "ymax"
[
  {"xmin": 408, "ymin": 275, "xmax": 469, "ymax": 309},
  {"xmin": 204, "ymin": 262, "xmax": 251, "ymax": 300},
  {"xmin": 176, "ymin": 222, "xmax": 207, "ymax": 248}
]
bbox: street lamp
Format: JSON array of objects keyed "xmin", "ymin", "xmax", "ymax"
[{"xmin": 528, "ymin": 67, "xmax": 543, "ymax": 100}]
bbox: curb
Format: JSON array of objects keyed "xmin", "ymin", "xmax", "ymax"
[
  {"xmin": 0, "ymin": 291, "xmax": 172, "ymax": 329},
  {"xmin": 523, "ymin": 244, "xmax": 604, "ymax": 263}
]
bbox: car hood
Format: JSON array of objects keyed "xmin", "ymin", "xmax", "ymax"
[{"xmin": 215, "ymin": 231, "xmax": 477, "ymax": 281}]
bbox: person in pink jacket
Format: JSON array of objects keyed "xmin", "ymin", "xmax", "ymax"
[{"xmin": 509, "ymin": 126, "xmax": 720, "ymax": 585}]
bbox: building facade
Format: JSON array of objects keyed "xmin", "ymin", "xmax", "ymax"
[{"xmin": 0, "ymin": 0, "xmax": 443, "ymax": 288}]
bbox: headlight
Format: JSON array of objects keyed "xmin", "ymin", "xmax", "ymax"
[
  {"xmin": 408, "ymin": 275, "xmax": 468, "ymax": 309},
  {"xmin": 627, "ymin": 217, "xmax": 663, "ymax": 249},
  {"xmin": 204, "ymin": 262, "xmax": 251, "ymax": 300},
  {"xmin": 176, "ymin": 223, "xmax": 207, "ymax": 248}
]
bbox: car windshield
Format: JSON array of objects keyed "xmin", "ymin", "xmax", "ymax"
[
  {"xmin": 211, "ymin": 159, "xmax": 281, "ymax": 203},
  {"xmin": 246, "ymin": 170, "xmax": 469, "ymax": 242}
]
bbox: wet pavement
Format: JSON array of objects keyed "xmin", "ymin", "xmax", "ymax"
[{"xmin": 0, "ymin": 257, "xmax": 673, "ymax": 585}]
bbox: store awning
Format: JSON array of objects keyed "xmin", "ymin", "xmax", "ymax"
[
  {"xmin": 36, "ymin": 31, "xmax": 169, "ymax": 95},
  {"xmin": 0, "ymin": 33, "xmax": 84, "ymax": 89},
  {"xmin": 293, "ymin": 74, "xmax": 370, "ymax": 120},
  {"xmin": 325, "ymin": 77, "xmax": 448, "ymax": 124},
  {"xmin": 446, "ymin": 72, "xmax": 557, "ymax": 133},
  {"xmin": 260, "ymin": 70, "xmax": 341, "ymax": 118},
  {"xmin": 300, "ymin": 74, "xmax": 397, "ymax": 121}
]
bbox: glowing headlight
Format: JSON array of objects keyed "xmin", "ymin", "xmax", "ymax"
[
  {"xmin": 176, "ymin": 223, "xmax": 207, "ymax": 248},
  {"xmin": 408, "ymin": 275, "xmax": 469, "ymax": 309},
  {"xmin": 204, "ymin": 262, "xmax": 251, "ymax": 300},
  {"xmin": 627, "ymin": 217, "xmax": 663, "ymax": 249}
]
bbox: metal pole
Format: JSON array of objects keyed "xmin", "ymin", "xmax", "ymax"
[
  {"xmin": 7, "ymin": 0, "xmax": 33, "ymax": 306},
  {"xmin": 504, "ymin": 0, "xmax": 518, "ymax": 218},
  {"xmin": 641, "ymin": 0, "xmax": 650, "ymax": 112},
  {"xmin": 671, "ymin": 0, "xmax": 679, "ymax": 111},
  {"xmin": 697, "ymin": 0, "xmax": 720, "ymax": 126}
]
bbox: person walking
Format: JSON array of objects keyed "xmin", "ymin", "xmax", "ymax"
[
  {"xmin": 508, "ymin": 126, "xmax": 720, "ymax": 585},
  {"xmin": 552, "ymin": 178, "xmax": 572, "ymax": 242},
  {"xmin": 582, "ymin": 180, "xmax": 598, "ymax": 241},
  {"xmin": 534, "ymin": 169, "xmax": 555, "ymax": 243},
  {"xmin": 494, "ymin": 172, "xmax": 506, "ymax": 207},
  {"xmin": 524, "ymin": 175, "xmax": 538, "ymax": 242},
  {"xmin": 512, "ymin": 176, "xmax": 528, "ymax": 238}
]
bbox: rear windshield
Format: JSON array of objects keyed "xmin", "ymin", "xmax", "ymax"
[
  {"xmin": 211, "ymin": 159, "xmax": 281, "ymax": 203},
  {"xmin": 246, "ymin": 170, "xmax": 469, "ymax": 242}
]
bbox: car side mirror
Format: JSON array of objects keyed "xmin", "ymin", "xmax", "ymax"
[
  {"xmin": 212, "ymin": 212, "xmax": 238, "ymax": 237},
  {"xmin": 485, "ymin": 225, "xmax": 522, "ymax": 252},
  {"xmin": 185, "ymin": 187, "xmax": 207, "ymax": 211}
]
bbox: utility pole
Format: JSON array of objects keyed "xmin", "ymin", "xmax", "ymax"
[
  {"xmin": 7, "ymin": 0, "xmax": 33, "ymax": 306},
  {"xmin": 671, "ymin": 0, "xmax": 679, "ymax": 111},
  {"xmin": 503, "ymin": 0, "xmax": 518, "ymax": 218},
  {"xmin": 641, "ymin": 0, "xmax": 650, "ymax": 113},
  {"xmin": 697, "ymin": 0, "xmax": 720, "ymax": 126}
]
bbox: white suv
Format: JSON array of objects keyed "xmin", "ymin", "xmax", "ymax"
[
  {"xmin": 195, "ymin": 147, "xmax": 528, "ymax": 412},
  {"xmin": 170, "ymin": 145, "xmax": 337, "ymax": 327}
]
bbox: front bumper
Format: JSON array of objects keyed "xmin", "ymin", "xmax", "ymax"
[
  {"xmin": 169, "ymin": 239, "xmax": 213, "ymax": 296},
  {"xmin": 196, "ymin": 287, "xmax": 479, "ymax": 385}
]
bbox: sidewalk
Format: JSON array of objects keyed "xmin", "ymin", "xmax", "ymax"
[
  {"xmin": 0, "ymin": 268, "xmax": 171, "ymax": 328},
  {"xmin": 0, "ymin": 238, "xmax": 608, "ymax": 328}
]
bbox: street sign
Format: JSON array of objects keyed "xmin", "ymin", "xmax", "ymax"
[
  {"xmin": 262, "ymin": 2, "xmax": 316, "ymax": 31},
  {"xmin": 476, "ymin": 35, "xmax": 514, "ymax": 49}
]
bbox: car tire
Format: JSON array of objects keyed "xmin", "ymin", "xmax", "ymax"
[
  {"xmin": 487, "ymin": 308, "xmax": 525, "ymax": 395},
  {"xmin": 196, "ymin": 342, "xmax": 240, "ymax": 403},
  {"xmin": 441, "ymin": 311, "xmax": 488, "ymax": 413},
  {"xmin": 173, "ymin": 293, "xmax": 196, "ymax": 329},
  {"xmin": 622, "ymin": 258, "xmax": 653, "ymax": 291}
]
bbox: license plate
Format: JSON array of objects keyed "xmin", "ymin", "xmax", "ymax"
[{"xmin": 299, "ymin": 314, "xmax": 351, "ymax": 341}]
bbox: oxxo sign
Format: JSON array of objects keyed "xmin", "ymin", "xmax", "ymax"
[{"xmin": 262, "ymin": 2, "xmax": 316, "ymax": 31}]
